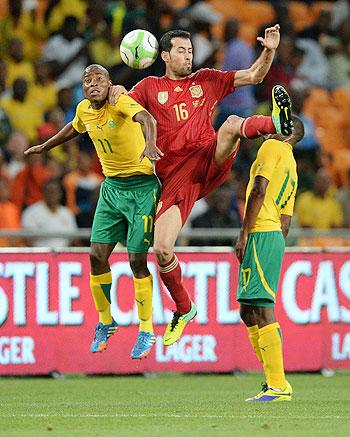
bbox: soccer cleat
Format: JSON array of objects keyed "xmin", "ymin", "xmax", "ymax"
[
  {"xmin": 245, "ymin": 381, "xmax": 293, "ymax": 402},
  {"xmin": 163, "ymin": 301, "xmax": 197, "ymax": 346},
  {"xmin": 130, "ymin": 331, "xmax": 156, "ymax": 359},
  {"xmin": 271, "ymin": 85, "xmax": 293, "ymax": 136},
  {"xmin": 90, "ymin": 319, "xmax": 118, "ymax": 353}
]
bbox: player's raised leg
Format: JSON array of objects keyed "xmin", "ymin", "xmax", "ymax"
[
  {"xmin": 89, "ymin": 242, "xmax": 118, "ymax": 353},
  {"xmin": 153, "ymin": 205, "xmax": 197, "ymax": 346},
  {"xmin": 215, "ymin": 85, "xmax": 293, "ymax": 166}
]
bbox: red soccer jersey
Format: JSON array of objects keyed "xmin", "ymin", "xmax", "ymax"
[{"xmin": 128, "ymin": 68, "xmax": 235, "ymax": 181}]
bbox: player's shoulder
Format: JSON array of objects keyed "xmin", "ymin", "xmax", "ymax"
[
  {"xmin": 75, "ymin": 99, "xmax": 90, "ymax": 113},
  {"xmin": 115, "ymin": 93, "xmax": 144, "ymax": 109},
  {"xmin": 194, "ymin": 68, "xmax": 224, "ymax": 79},
  {"xmin": 133, "ymin": 75, "xmax": 161, "ymax": 88},
  {"xmin": 260, "ymin": 138, "xmax": 286, "ymax": 153}
]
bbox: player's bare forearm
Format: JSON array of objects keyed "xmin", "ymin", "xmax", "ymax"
[
  {"xmin": 281, "ymin": 214, "xmax": 291, "ymax": 238},
  {"xmin": 236, "ymin": 183, "xmax": 266, "ymax": 263},
  {"xmin": 134, "ymin": 110, "xmax": 163, "ymax": 161},
  {"xmin": 242, "ymin": 189, "xmax": 265, "ymax": 233},
  {"xmin": 234, "ymin": 48, "xmax": 276, "ymax": 87},
  {"xmin": 24, "ymin": 123, "xmax": 79, "ymax": 155},
  {"xmin": 250, "ymin": 47, "xmax": 275, "ymax": 83},
  {"xmin": 233, "ymin": 24, "xmax": 279, "ymax": 87}
]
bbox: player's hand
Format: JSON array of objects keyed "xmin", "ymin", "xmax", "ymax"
[
  {"xmin": 139, "ymin": 144, "xmax": 164, "ymax": 161},
  {"xmin": 108, "ymin": 85, "xmax": 127, "ymax": 105},
  {"xmin": 235, "ymin": 229, "xmax": 248, "ymax": 264},
  {"xmin": 257, "ymin": 24, "xmax": 280, "ymax": 50},
  {"xmin": 24, "ymin": 144, "xmax": 46, "ymax": 155}
]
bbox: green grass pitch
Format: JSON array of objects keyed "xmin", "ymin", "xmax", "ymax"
[{"xmin": 1, "ymin": 373, "xmax": 350, "ymax": 436}]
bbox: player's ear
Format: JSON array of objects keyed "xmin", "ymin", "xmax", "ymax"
[
  {"xmin": 108, "ymin": 80, "xmax": 113, "ymax": 87},
  {"xmin": 161, "ymin": 51, "xmax": 169, "ymax": 63}
]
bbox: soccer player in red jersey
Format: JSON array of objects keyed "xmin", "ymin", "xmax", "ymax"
[{"xmin": 112, "ymin": 25, "xmax": 293, "ymax": 346}]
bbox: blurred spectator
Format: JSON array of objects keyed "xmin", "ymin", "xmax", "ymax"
[
  {"xmin": 87, "ymin": 11, "xmax": 122, "ymax": 69},
  {"xmin": 5, "ymin": 37, "xmax": 35, "ymax": 88},
  {"xmin": 44, "ymin": 0, "xmax": 87, "ymax": 35},
  {"xmin": 4, "ymin": 130, "xmax": 28, "ymax": 179},
  {"xmin": 121, "ymin": 0, "xmax": 148, "ymax": 36},
  {"xmin": 291, "ymin": 38, "xmax": 329, "ymax": 91},
  {"xmin": 0, "ymin": 107, "xmax": 12, "ymax": 147},
  {"xmin": 327, "ymin": 20, "xmax": 350, "ymax": 88},
  {"xmin": 57, "ymin": 88, "xmax": 75, "ymax": 124},
  {"xmin": 336, "ymin": 169, "xmax": 350, "ymax": 227},
  {"xmin": 332, "ymin": 0, "xmax": 350, "ymax": 30},
  {"xmin": 298, "ymin": 9, "xmax": 334, "ymax": 43},
  {"xmin": 0, "ymin": 77, "xmax": 43, "ymax": 142},
  {"xmin": 0, "ymin": 179, "xmax": 21, "ymax": 247},
  {"xmin": 11, "ymin": 154, "xmax": 53, "ymax": 212},
  {"xmin": 42, "ymin": 15, "xmax": 88, "ymax": 90},
  {"xmin": 290, "ymin": 90, "xmax": 319, "ymax": 152},
  {"xmin": 259, "ymin": 36, "xmax": 296, "ymax": 101},
  {"xmin": 0, "ymin": 60, "xmax": 7, "ymax": 97},
  {"xmin": 189, "ymin": 186, "xmax": 240, "ymax": 246},
  {"xmin": 215, "ymin": 18, "xmax": 256, "ymax": 129},
  {"xmin": 188, "ymin": 2, "xmax": 221, "ymax": 69},
  {"xmin": 28, "ymin": 61, "xmax": 58, "ymax": 113},
  {"xmin": 0, "ymin": 0, "xmax": 44, "ymax": 60},
  {"xmin": 63, "ymin": 150, "xmax": 103, "ymax": 227},
  {"xmin": 295, "ymin": 168, "xmax": 344, "ymax": 229},
  {"xmin": 21, "ymin": 179, "xmax": 77, "ymax": 248}
]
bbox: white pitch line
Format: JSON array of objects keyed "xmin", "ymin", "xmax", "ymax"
[{"xmin": 1, "ymin": 413, "xmax": 349, "ymax": 420}]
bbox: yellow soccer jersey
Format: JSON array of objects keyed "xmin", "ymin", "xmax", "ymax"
[
  {"xmin": 72, "ymin": 95, "xmax": 153, "ymax": 177},
  {"xmin": 245, "ymin": 139, "xmax": 298, "ymax": 232}
]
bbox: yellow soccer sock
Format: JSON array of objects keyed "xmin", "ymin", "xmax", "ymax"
[
  {"xmin": 133, "ymin": 275, "xmax": 153, "ymax": 333},
  {"xmin": 247, "ymin": 325, "xmax": 263, "ymax": 364},
  {"xmin": 258, "ymin": 322, "xmax": 286, "ymax": 390},
  {"xmin": 90, "ymin": 271, "xmax": 113, "ymax": 325}
]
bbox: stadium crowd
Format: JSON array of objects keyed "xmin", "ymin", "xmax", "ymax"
[{"xmin": 0, "ymin": 0, "xmax": 349, "ymax": 247}]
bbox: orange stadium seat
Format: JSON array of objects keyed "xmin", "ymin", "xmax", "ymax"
[
  {"xmin": 332, "ymin": 87, "xmax": 350, "ymax": 111},
  {"xmin": 239, "ymin": 22, "xmax": 259, "ymax": 45},
  {"xmin": 168, "ymin": 0, "xmax": 189, "ymax": 9},
  {"xmin": 310, "ymin": 1, "xmax": 334, "ymax": 19},
  {"xmin": 237, "ymin": 2, "xmax": 276, "ymax": 28},
  {"xmin": 0, "ymin": 0, "xmax": 8, "ymax": 18},
  {"xmin": 302, "ymin": 88, "xmax": 331, "ymax": 121},
  {"xmin": 288, "ymin": 2, "xmax": 314, "ymax": 31},
  {"xmin": 209, "ymin": 0, "xmax": 245, "ymax": 20}
]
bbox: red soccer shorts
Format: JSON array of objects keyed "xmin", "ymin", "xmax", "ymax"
[{"xmin": 155, "ymin": 137, "xmax": 240, "ymax": 224}]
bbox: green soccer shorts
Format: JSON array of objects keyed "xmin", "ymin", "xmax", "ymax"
[
  {"xmin": 91, "ymin": 174, "xmax": 160, "ymax": 253},
  {"xmin": 237, "ymin": 231, "xmax": 285, "ymax": 307}
]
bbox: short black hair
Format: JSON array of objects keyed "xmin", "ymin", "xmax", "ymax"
[
  {"xmin": 83, "ymin": 64, "xmax": 110, "ymax": 79},
  {"xmin": 289, "ymin": 115, "xmax": 305, "ymax": 145},
  {"xmin": 159, "ymin": 30, "xmax": 191, "ymax": 52}
]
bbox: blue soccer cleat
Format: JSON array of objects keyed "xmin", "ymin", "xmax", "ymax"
[
  {"xmin": 130, "ymin": 331, "xmax": 156, "ymax": 359},
  {"xmin": 90, "ymin": 319, "xmax": 118, "ymax": 353}
]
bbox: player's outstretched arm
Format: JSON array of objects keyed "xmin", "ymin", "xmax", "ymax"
[
  {"xmin": 235, "ymin": 176, "xmax": 269, "ymax": 263},
  {"xmin": 24, "ymin": 122, "xmax": 79, "ymax": 155},
  {"xmin": 133, "ymin": 110, "xmax": 164, "ymax": 161},
  {"xmin": 233, "ymin": 24, "xmax": 280, "ymax": 88}
]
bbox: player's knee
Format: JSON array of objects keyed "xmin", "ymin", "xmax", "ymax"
[
  {"xmin": 224, "ymin": 115, "xmax": 244, "ymax": 136},
  {"xmin": 89, "ymin": 246, "xmax": 109, "ymax": 270},
  {"xmin": 153, "ymin": 241, "xmax": 173, "ymax": 265},
  {"xmin": 129, "ymin": 255, "xmax": 149, "ymax": 277},
  {"xmin": 240, "ymin": 305, "xmax": 255, "ymax": 326}
]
